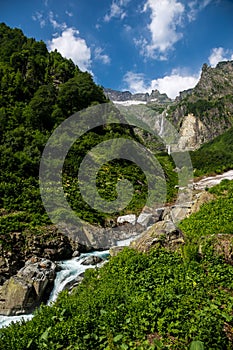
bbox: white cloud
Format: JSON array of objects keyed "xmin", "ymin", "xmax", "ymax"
[
  {"xmin": 123, "ymin": 70, "xmax": 200, "ymax": 99},
  {"xmin": 104, "ymin": 2, "xmax": 126, "ymax": 22},
  {"xmin": 48, "ymin": 11, "xmax": 67, "ymax": 30},
  {"xmin": 32, "ymin": 12, "xmax": 46, "ymax": 28},
  {"xmin": 104, "ymin": 0, "xmax": 131, "ymax": 22},
  {"xmin": 124, "ymin": 24, "xmax": 132, "ymax": 32},
  {"xmin": 141, "ymin": 0, "xmax": 185, "ymax": 58},
  {"xmin": 65, "ymin": 11, "xmax": 73, "ymax": 17},
  {"xmin": 94, "ymin": 48, "xmax": 111, "ymax": 64},
  {"xmin": 135, "ymin": 0, "xmax": 214, "ymax": 59},
  {"xmin": 187, "ymin": 0, "xmax": 213, "ymax": 21},
  {"xmin": 208, "ymin": 47, "xmax": 233, "ymax": 67},
  {"xmin": 123, "ymin": 72, "xmax": 148, "ymax": 93},
  {"xmin": 48, "ymin": 28, "xmax": 91, "ymax": 72},
  {"xmin": 150, "ymin": 72, "xmax": 200, "ymax": 99}
]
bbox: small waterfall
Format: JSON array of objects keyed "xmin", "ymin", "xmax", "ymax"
[
  {"xmin": 159, "ymin": 115, "xmax": 164, "ymax": 137},
  {"xmin": 0, "ymin": 234, "xmax": 143, "ymax": 329},
  {"xmin": 48, "ymin": 250, "xmax": 109, "ymax": 304},
  {"xmin": 0, "ymin": 250, "xmax": 109, "ymax": 329},
  {"xmin": 166, "ymin": 144, "xmax": 171, "ymax": 155}
]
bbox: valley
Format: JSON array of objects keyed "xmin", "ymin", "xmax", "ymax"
[{"xmin": 0, "ymin": 23, "xmax": 232, "ymax": 349}]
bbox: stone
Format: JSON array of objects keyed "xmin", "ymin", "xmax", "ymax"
[
  {"xmin": 81, "ymin": 255, "xmax": 103, "ymax": 266},
  {"xmin": 199, "ymin": 234, "xmax": 233, "ymax": 265},
  {"xmin": 117, "ymin": 214, "xmax": 136, "ymax": 225},
  {"xmin": 190, "ymin": 191, "xmax": 215, "ymax": 214},
  {"xmin": 0, "ymin": 257, "xmax": 56, "ymax": 316},
  {"xmin": 109, "ymin": 246, "xmax": 125, "ymax": 257},
  {"xmin": 63, "ymin": 275, "xmax": 84, "ymax": 292},
  {"xmin": 130, "ymin": 220, "xmax": 184, "ymax": 253},
  {"xmin": 62, "ymin": 220, "xmax": 146, "ymax": 251},
  {"xmin": 72, "ymin": 250, "xmax": 80, "ymax": 258},
  {"xmin": 170, "ymin": 206, "xmax": 191, "ymax": 223},
  {"xmin": 137, "ymin": 213, "xmax": 153, "ymax": 227}
]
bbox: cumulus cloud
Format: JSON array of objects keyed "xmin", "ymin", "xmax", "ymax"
[
  {"xmin": 104, "ymin": 0, "xmax": 131, "ymax": 22},
  {"xmin": 94, "ymin": 48, "xmax": 111, "ymax": 64},
  {"xmin": 48, "ymin": 28, "xmax": 91, "ymax": 72},
  {"xmin": 136, "ymin": 0, "xmax": 214, "ymax": 59},
  {"xmin": 123, "ymin": 72, "xmax": 148, "ymax": 93},
  {"xmin": 208, "ymin": 47, "xmax": 233, "ymax": 67},
  {"xmin": 123, "ymin": 70, "xmax": 200, "ymax": 99},
  {"xmin": 140, "ymin": 0, "xmax": 185, "ymax": 58},
  {"xmin": 150, "ymin": 71, "xmax": 200, "ymax": 99}
]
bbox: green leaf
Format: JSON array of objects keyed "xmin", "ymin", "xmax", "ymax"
[
  {"xmin": 190, "ymin": 340, "xmax": 205, "ymax": 350},
  {"xmin": 113, "ymin": 334, "xmax": 123, "ymax": 342}
]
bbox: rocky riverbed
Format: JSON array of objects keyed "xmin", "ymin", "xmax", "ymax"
[{"xmin": 0, "ymin": 170, "xmax": 232, "ymax": 320}]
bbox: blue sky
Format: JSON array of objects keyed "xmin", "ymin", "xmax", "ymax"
[{"xmin": 1, "ymin": 0, "xmax": 233, "ymax": 98}]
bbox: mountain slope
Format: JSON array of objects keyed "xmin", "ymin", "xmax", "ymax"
[
  {"xmin": 167, "ymin": 61, "xmax": 233, "ymax": 150},
  {"xmin": 105, "ymin": 61, "xmax": 233, "ymax": 151},
  {"xmin": 191, "ymin": 126, "xmax": 233, "ymax": 176}
]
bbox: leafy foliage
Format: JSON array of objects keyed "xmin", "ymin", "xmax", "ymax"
[
  {"xmin": 0, "ymin": 23, "xmax": 177, "ymax": 233},
  {"xmin": 191, "ymin": 126, "xmax": 233, "ymax": 176},
  {"xmin": 179, "ymin": 180, "xmax": 233, "ymax": 241},
  {"xmin": 0, "ymin": 248, "xmax": 232, "ymax": 349},
  {"xmin": 1, "ymin": 22, "xmax": 233, "ymax": 350}
]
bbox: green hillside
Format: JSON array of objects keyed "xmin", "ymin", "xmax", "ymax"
[
  {"xmin": 0, "ymin": 23, "xmax": 233, "ymax": 350},
  {"xmin": 0, "ymin": 22, "xmax": 177, "ymax": 251},
  {"xmin": 1, "ymin": 179, "xmax": 233, "ymax": 349},
  {"xmin": 191, "ymin": 126, "xmax": 233, "ymax": 176}
]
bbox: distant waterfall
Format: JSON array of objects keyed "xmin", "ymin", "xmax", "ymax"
[
  {"xmin": 159, "ymin": 115, "xmax": 164, "ymax": 136},
  {"xmin": 166, "ymin": 144, "xmax": 171, "ymax": 155}
]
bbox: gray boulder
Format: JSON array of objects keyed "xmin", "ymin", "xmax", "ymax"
[
  {"xmin": 63, "ymin": 275, "xmax": 84, "ymax": 292},
  {"xmin": 117, "ymin": 214, "xmax": 136, "ymax": 225},
  {"xmin": 81, "ymin": 255, "xmax": 103, "ymax": 266},
  {"xmin": 0, "ymin": 257, "xmax": 56, "ymax": 316},
  {"xmin": 130, "ymin": 220, "xmax": 184, "ymax": 253}
]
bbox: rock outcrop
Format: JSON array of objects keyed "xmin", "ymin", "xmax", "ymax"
[
  {"xmin": 176, "ymin": 113, "xmax": 208, "ymax": 151},
  {"xmin": 199, "ymin": 234, "xmax": 233, "ymax": 265},
  {"xmin": 0, "ymin": 257, "xmax": 56, "ymax": 316},
  {"xmin": 127, "ymin": 188, "xmax": 216, "ymax": 254},
  {"xmin": 0, "ymin": 225, "xmax": 74, "ymax": 285},
  {"xmin": 130, "ymin": 220, "xmax": 184, "ymax": 253},
  {"xmin": 61, "ymin": 221, "xmax": 146, "ymax": 251}
]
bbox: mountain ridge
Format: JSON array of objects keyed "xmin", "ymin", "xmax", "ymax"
[{"xmin": 104, "ymin": 87, "xmax": 172, "ymax": 104}]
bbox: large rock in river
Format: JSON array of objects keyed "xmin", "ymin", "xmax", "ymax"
[{"xmin": 0, "ymin": 257, "xmax": 56, "ymax": 316}]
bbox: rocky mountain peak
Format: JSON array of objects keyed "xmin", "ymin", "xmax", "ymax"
[
  {"xmin": 104, "ymin": 88, "xmax": 172, "ymax": 105},
  {"xmin": 193, "ymin": 60, "xmax": 233, "ymax": 98}
]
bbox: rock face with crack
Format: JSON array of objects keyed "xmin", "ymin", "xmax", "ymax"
[{"xmin": 0, "ymin": 257, "xmax": 56, "ymax": 316}]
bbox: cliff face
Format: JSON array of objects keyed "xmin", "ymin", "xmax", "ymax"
[
  {"xmin": 194, "ymin": 61, "xmax": 233, "ymax": 99},
  {"xmin": 169, "ymin": 61, "xmax": 233, "ymax": 150}
]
